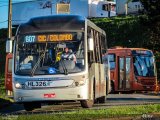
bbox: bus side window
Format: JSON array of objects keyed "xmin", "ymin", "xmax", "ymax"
[
  {"xmin": 92, "ymin": 30, "xmax": 102, "ymax": 63},
  {"xmin": 94, "ymin": 32, "xmax": 101, "ymax": 63},
  {"xmin": 101, "ymin": 35, "xmax": 107, "ymax": 55},
  {"xmin": 108, "ymin": 54, "xmax": 115, "ymax": 69},
  {"xmin": 87, "ymin": 28, "xmax": 95, "ymax": 63}
]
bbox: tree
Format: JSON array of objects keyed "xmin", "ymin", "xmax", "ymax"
[
  {"xmin": 140, "ymin": 0, "xmax": 160, "ymax": 17},
  {"xmin": 139, "ymin": 0, "xmax": 160, "ymax": 51}
]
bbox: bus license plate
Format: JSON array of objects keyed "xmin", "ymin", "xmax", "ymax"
[{"xmin": 25, "ymin": 81, "xmax": 50, "ymax": 87}]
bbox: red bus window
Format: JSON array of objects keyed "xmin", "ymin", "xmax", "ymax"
[{"xmin": 108, "ymin": 54, "xmax": 115, "ymax": 69}]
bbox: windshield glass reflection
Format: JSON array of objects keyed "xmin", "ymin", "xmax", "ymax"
[{"xmin": 133, "ymin": 56, "xmax": 155, "ymax": 77}]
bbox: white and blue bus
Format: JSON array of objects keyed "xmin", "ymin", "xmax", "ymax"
[{"xmin": 6, "ymin": 15, "xmax": 109, "ymax": 111}]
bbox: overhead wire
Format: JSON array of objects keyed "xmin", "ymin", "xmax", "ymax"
[
  {"xmin": 0, "ymin": 20, "xmax": 8, "ymax": 23},
  {"xmin": 0, "ymin": 0, "xmax": 40, "ymax": 6},
  {"xmin": 0, "ymin": 20, "xmax": 27, "ymax": 23},
  {"xmin": 0, "ymin": 4, "xmax": 8, "ymax": 7},
  {"xmin": 0, "ymin": 0, "xmax": 29, "ymax": 2}
]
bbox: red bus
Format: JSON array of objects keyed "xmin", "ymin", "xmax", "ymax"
[
  {"xmin": 108, "ymin": 47, "xmax": 157, "ymax": 93},
  {"xmin": 5, "ymin": 53, "xmax": 13, "ymax": 96}
]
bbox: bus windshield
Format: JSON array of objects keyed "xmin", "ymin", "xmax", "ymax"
[
  {"xmin": 133, "ymin": 55, "xmax": 155, "ymax": 77},
  {"xmin": 15, "ymin": 32, "xmax": 85, "ymax": 75}
]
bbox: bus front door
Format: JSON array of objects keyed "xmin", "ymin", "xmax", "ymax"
[{"xmin": 118, "ymin": 57, "xmax": 131, "ymax": 91}]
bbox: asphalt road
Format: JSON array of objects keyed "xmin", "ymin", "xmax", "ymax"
[{"xmin": 1, "ymin": 93, "xmax": 160, "ymax": 115}]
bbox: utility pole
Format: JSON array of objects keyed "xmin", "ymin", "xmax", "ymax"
[{"xmin": 8, "ymin": 0, "xmax": 12, "ymax": 39}]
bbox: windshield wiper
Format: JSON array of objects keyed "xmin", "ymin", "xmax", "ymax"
[
  {"xmin": 30, "ymin": 43, "xmax": 48, "ymax": 76},
  {"xmin": 30, "ymin": 53, "xmax": 45, "ymax": 76}
]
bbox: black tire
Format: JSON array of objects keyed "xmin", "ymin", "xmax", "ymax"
[
  {"xmin": 80, "ymin": 99, "xmax": 94, "ymax": 108},
  {"xmin": 23, "ymin": 102, "xmax": 35, "ymax": 111},
  {"xmin": 98, "ymin": 96, "xmax": 106, "ymax": 103},
  {"xmin": 81, "ymin": 80, "xmax": 95, "ymax": 108},
  {"xmin": 106, "ymin": 77, "xmax": 110, "ymax": 95},
  {"xmin": 110, "ymin": 81, "xmax": 115, "ymax": 94}
]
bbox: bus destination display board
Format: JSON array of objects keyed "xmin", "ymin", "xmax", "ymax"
[{"xmin": 24, "ymin": 34, "xmax": 74, "ymax": 43}]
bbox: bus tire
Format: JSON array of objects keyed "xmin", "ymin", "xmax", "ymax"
[
  {"xmin": 80, "ymin": 99, "xmax": 94, "ymax": 108},
  {"xmin": 23, "ymin": 102, "xmax": 35, "ymax": 111},
  {"xmin": 98, "ymin": 96, "xmax": 106, "ymax": 103},
  {"xmin": 80, "ymin": 80, "xmax": 95, "ymax": 108},
  {"xmin": 110, "ymin": 81, "xmax": 115, "ymax": 93}
]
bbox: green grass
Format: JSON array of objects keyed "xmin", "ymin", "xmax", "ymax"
[
  {"xmin": 0, "ymin": 78, "xmax": 13, "ymax": 108},
  {"xmin": 0, "ymin": 78, "xmax": 5, "ymax": 96},
  {"xmin": 2, "ymin": 104, "xmax": 160, "ymax": 120}
]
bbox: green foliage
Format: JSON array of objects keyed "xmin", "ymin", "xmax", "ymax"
[
  {"xmin": 0, "ymin": 28, "xmax": 16, "ymax": 39},
  {"xmin": 0, "ymin": 29, "xmax": 8, "ymax": 39},
  {"xmin": 0, "ymin": 40, "xmax": 6, "ymax": 78},
  {"xmin": 5, "ymin": 104, "xmax": 160, "ymax": 120},
  {"xmin": 0, "ymin": 28, "xmax": 16, "ymax": 77},
  {"xmin": 139, "ymin": 0, "xmax": 160, "ymax": 51},
  {"xmin": 140, "ymin": 0, "xmax": 160, "ymax": 17},
  {"xmin": 0, "ymin": 78, "xmax": 5, "ymax": 96},
  {"xmin": 0, "ymin": 28, "xmax": 8, "ymax": 77},
  {"xmin": 90, "ymin": 15, "xmax": 150, "ymax": 48},
  {"xmin": 0, "ymin": 78, "xmax": 13, "ymax": 108}
]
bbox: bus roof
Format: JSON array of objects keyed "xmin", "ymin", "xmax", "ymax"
[
  {"xmin": 108, "ymin": 47, "xmax": 152, "ymax": 54},
  {"xmin": 17, "ymin": 15, "xmax": 86, "ymax": 35},
  {"xmin": 108, "ymin": 47, "xmax": 150, "ymax": 51},
  {"xmin": 87, "ymin": 19, "xmax": 106, "ymax": 36}
]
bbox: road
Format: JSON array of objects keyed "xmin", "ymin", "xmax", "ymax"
[{"xmin": 0, "ymin": 93, "xmax": 160, "ymax": 115}]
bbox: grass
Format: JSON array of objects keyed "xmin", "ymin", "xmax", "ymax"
[
  {"xmin": 0, "ymin": 78, "xmax": 5, "ymax": 96},
  {"xmin": 0, "ymin": 78, "xmax": 13, "ymax": 108},
  {"xmin": 1, "ymin": 104, "xmax": 159, "ymax": 120}
]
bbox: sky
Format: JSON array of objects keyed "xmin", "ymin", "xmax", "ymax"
[
  {"xmin": 0, "ymin": 0, "xmax": 31, "ymax": 29},
  {"xmin": 0, "ymin": 0, "xmax": 116, "ymax": 29}
]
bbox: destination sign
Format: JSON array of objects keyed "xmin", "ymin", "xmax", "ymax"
[{"xmin": 24, "ymin": 33, "xmax": 74, "ymax": 43}]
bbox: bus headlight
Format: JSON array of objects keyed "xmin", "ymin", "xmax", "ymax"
[
  {"xmin": 79, "ymin": 80, "xmax": 85, "ymax": 85},
  {"xmin": 15, "ymin": 82, "xmax": 22, "ymax": 89},
  {"xmin": 74, "ymin": 80, "xmax": 85, "ymax": 86}
]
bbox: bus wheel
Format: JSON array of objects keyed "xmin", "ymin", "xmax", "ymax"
[
  {"xmin": 81, "ymin": 81, "xmax": 95, "ymax": 108},
  {"xmin": 80, "ymin": 99, "xmax": 94, "ymax": 108},
  {"xmin": 98, "ymin": 96, "xmax": 106, "ymax": 103},
  {"xmin": 110, "ymin": 81, "xmax": 115, "ymax": 93},
  {"xmin": 23, "ymin": 102, "xmax": 35, "ymax": 111}
]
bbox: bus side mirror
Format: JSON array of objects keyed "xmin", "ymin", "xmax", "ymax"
[
  {"xmin": 6, "ymin": 39, "xmax": 13, "ymax": 53},
  {"xmin": 88, "ymin": 38, "xmax": 94, "ymax": 51}
]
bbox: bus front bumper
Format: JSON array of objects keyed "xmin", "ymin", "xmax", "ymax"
[
  {"xmin": 13, "ymin": 85, "xmax": 89, "ymax": 103},
  {"xmin": 132, "ymin": 83, "xmax": 156, "ymax": 91}
]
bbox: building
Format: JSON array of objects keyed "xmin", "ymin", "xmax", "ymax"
[
  {"xmin": 12, "ymin": 0, "xmax": 116, "ymax": 26},
  {"xmin": 116, "ymin": 0, "xmax": 143, "ymax": 15}
]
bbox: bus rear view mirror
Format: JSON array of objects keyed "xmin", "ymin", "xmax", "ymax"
[
  {"xmin": 6, "ymin": 39, "xmax": 12, "ymax": 53},
  {"xmin": 88, "ymin": 38, "xmax": 94, "ymax": 51}
]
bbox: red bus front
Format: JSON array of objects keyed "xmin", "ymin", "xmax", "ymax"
[
  {"xmin": 108, "ymin": 48, "xmax": 157, "ymax": 93},
  {"xmin": 5, "ymin": 53, "xmax": 13, "ymax": 95}
]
